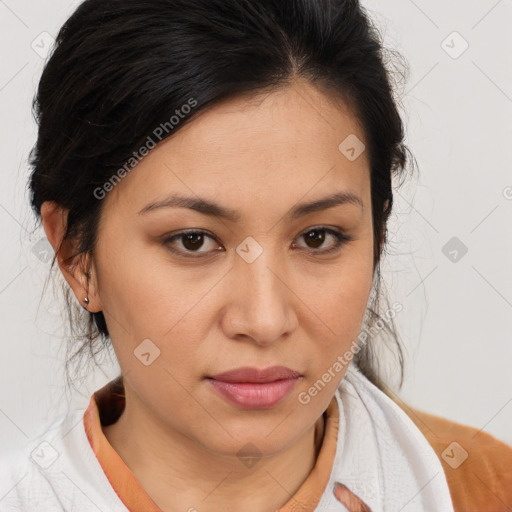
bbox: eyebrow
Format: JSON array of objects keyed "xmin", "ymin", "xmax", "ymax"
[{"xmin": 138, "ymin": 191, "xmax": 364, "ymax": 222}]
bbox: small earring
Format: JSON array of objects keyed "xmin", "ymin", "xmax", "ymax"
[{"xmin": 83, "ymin": 297, "xmax": 89, "ymax": 305}]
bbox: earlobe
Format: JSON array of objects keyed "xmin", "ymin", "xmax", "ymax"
[
  {"xmin": 40, "ymin": 201, "xmax": 102, "ymax": 313},
  {"xmin": 79, "ymin": 254, "xmax": 103, "ymax": 313}
]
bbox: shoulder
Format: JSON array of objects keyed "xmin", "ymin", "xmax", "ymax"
[
  {"xmin": 0, "ymin": 440, "xmax": 63, "ymax": 511},
  {"xmin": 392, "ymin": 396, "xmax": 512, "ymax": 512},
  {"xmin": 0, "ymin": 408, "xmax": 125, "ymax": 512}
]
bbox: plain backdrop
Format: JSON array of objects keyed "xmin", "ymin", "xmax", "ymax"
[{"xmin": 1, "ymin": 0, "xmax": 511, "ymax": 456}]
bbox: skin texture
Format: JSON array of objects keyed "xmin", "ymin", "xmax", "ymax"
[
  {"xmin": 334, "ymin": 482, "xmax": 372, "ymax": 511},
  {"xmin": 42, "ymin": 79, "xmax": 375, "ymax": 512}
]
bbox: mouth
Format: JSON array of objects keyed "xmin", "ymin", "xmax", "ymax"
[{"xmin": 206, "ymin": 366, "xmax": 302, "ymax": 409}]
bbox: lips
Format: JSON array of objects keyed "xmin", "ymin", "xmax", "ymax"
[
  {"xmin": 208, "ymin": 365, "xmax": 301, "ymax": 383},
  {"xmin": 206, "ymin": 366, "xmax": 302, "ymax": 409}
]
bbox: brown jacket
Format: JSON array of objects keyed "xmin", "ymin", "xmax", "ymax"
[{"xmin": 391, "ymin": 395, "xmax": 512, "ymax": 511}]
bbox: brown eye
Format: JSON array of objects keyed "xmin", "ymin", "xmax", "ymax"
[
  {"xmin": 163, "ymin": 230, "xmax": 222, "ymax": 257},
  {"xmin": 304, "ymin": 228, "xmax": 326, "ymax": 249},
  {"xmin": 162, "ymin": 226, "xmax": 351, "ymax": 260},
  {"xmin": 181, "ymin": 232, "xmax": 205, "ymax": 251},
  {"xmin": 295, "ymin": 227, "xmax": 352, "ymax": 254}
]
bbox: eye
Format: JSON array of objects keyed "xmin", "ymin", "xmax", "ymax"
[
  {"xmin": 293, "ymin": 226, "xmax": 352, "ymax": 255},
  {"xmin": 162, "ymin": 226, "xmax": 352, "ymax": 259},
  {"xmin": 163, "ymin": 230, "xmax": 222, "ymax": 258}
]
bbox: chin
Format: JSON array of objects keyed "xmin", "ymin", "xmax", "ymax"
[{"xmin": 200, "ymin": 425, "xmax": 303, "ymax": 462}]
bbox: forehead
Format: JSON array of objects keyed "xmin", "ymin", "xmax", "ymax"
[{"xmin": 104, "ymin": 80, "xmax": 370, "ymax": 216}]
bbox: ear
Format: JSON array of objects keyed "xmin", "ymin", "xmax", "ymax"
[{"xmin": 40, "ymin": 201, "xmax": 102, "ymax": 313}]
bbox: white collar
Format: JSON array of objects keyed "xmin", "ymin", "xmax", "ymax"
[{"xmin": 314, "ymin": 364, "xmax": 454, "ymax": 512}]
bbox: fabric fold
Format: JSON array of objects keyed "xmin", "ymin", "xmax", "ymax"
[{"xmin": 315, "ymin": 364, "xmax": 454, "ymax": 512}]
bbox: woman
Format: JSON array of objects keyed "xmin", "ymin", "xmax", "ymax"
[{"xmin": 1, "ymin": 0, "xmax": 511, "ymax": 511}]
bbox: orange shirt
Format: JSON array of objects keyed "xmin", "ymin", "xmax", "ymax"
[{"xmin": 389, "ymin": 393, "xmax": 512, "ymax": 512}]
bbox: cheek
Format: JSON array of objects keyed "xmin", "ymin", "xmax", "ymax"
[
  {"xmin": 305, "ymin": 252, "xmax": 373, "ymax": 336},
  {"xmin": 94, "ymin": 233, "xmax": 190, "ymax": 324},
  {"xmin": 93, "ymin": 233, "xmax": 218, "ymax": 368},
  {"xmin": 299, "ymin": 251, "xmax": 373, "ymax": 381}
]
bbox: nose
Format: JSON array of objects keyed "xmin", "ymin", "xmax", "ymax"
[{"xmin": 220, "ymin": 247, "xmax": 298, "ymax": 346}]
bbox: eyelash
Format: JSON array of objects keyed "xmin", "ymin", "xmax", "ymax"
[{"xmin": 162, "ymin": 226, "xmax": 352, "ymax": 259}]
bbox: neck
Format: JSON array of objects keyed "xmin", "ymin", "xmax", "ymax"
[{"xmin": 103, "ymin": 389, "xmax": 326, "ymax": 512}]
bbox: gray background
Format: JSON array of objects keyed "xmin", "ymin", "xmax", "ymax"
[{"xmin": 1, "ymin": 0, "xmax": 511, "ymax": 453}]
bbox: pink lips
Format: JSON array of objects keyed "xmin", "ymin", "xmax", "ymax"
[{"xmin": 206, "ymin": 366, "xmax": 301, "ymax": 409}]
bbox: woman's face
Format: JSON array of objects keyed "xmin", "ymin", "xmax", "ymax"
[{"xmin": 89, "ymin": 80, "xmax": 374, "ymax": 458}]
